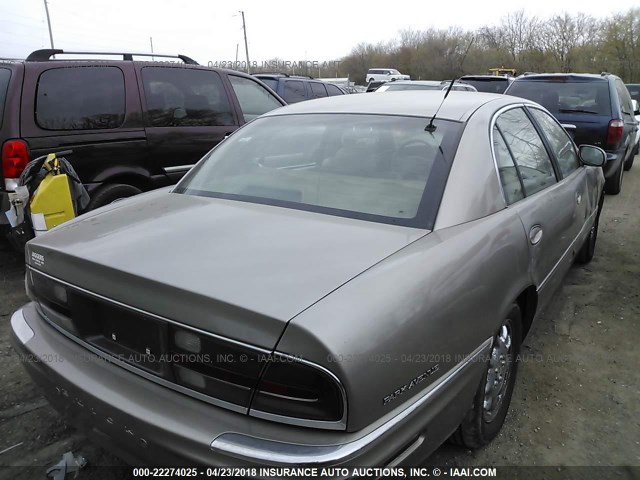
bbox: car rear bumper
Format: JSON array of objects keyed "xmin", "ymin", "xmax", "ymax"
[{"xmin": 11, "ymin": 303, "xmax": 488, "ymax": 471}]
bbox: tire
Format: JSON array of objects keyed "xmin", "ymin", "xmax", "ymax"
[
  {"xmin": 367, "ymin": 78, "xmax": 374, "ymax": 83},
  {"xmin": 624, "ymin": 154, "xmax": 634, "ymax": 171},
  {"xmin": 604, "ymin": 159, "xmax": 623, "ymax": 195},
  {"xmin": 87, "ymin": 183, "xmax": 142, "ymax": 211},
  {"xmin": 452, "ymin": 303, "xmax": 522, "ymax": 449},
  {"xmin": 576, "ymin": 193, "xmax": 604, "ymax": 264}
]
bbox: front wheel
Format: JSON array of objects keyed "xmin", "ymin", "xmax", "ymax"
[{"xmin": 452, "ymin": 303, "xmax": 522, "ymax": 449}]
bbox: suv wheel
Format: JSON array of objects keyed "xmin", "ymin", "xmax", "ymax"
[
  {"xmin": 87, "ymin": 183, "xmax": 143, "ymax": 210},
  {"xmin": 604, "ymin": 160, "xmax": 624, "ymax": 195},
  {"xmin": 367, "ymin": 78, "xmax": 374, "ymax": 83},
  {"xmin": 624, "ymin": 154, "xmax": 634, "ymax": 171}
]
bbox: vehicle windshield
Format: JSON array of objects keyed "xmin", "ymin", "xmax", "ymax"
[
  {"xmin": 461, "ymin": 78, "xmax": 509, "ymax": 94},
  {"xmin": 507, "ymin": 80, "xmax": 612, "ymax": 116},
  {"xmin": 0, "ymin": 68, "xmax": 10, "ymax": 129},
  {"xmin": 380, "ymin": 84, "xmax": 441, "ymax": 92},
  {"xmin": 175, "ymin": 114, "xmax": 463, "ymax": 228}
]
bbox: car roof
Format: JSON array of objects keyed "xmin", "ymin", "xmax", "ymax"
[
  {"xmin": 385, "ymin": 80, "xmax": 441, "ymax": 86},
  {"xmin": 512, "ymin": 73, "xmax": 610, "ymax": 82},
  {"xmin": 261, "ymin": 91, "xmax": 526, "ymax": 122}
]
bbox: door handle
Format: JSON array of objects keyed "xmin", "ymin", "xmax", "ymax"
[{"xmin": 529, "ymin": 225, "xmax": 543, "ymax": 245}]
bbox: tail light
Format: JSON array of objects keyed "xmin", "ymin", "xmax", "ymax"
[
  {"xmin": 2, "ymin": 139, "xmax": 29, "ymax": 179},
  {"xmin": 606, "ymin": 119, "xmax": 624, "ymax": 146},
  {"xmin": 250, "ymin": 354, "xmax": 345, "ymax": 425}
]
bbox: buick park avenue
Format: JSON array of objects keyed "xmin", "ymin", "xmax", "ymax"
[{"xmin": 11, "ymin": 91, "xmax": 606, "ymax": 470}]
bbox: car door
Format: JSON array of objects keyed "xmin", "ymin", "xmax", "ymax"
[
  {"xmin": 138, "ymin": 66, "xmax": 240, "ymax": 184},
  {"xmin": 527, "ymin": 106, "xmax": 592, "ymax": 241},
  {"xmin": 493, "ymin": 106, "xmax": 576, "ymax": 309}
]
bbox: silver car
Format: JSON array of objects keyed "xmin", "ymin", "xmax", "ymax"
[{"xmin": 11, "ymin": 91, "xmax": 605, "ymax": 469}]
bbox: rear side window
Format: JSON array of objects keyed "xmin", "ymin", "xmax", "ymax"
[
  {"xmin": 0, "ymin": 68, "xmax": 10, "ymax": 129},
  {"xmin": 36, "ymin": 67, "xmax": 125, "ymax": 130},
  {"xmin": 228, "ymin": 75, "xmax": 282, "ymax": 122},
  {"xmin": 507, "ymin": 80, "xmax": 611, "ymax": 116},
  {"xmin": 627, "ymin": 85, "xmax": 640, "ymax": 102},
  {"xmin": 615, "ymin": 79, "xmax": 633, "ymax": 115},
  {"xmin": 496, "ymin": 108, "xmax": 557, "ymax": 196},
  {"xmin": 258, "ymin": 78, "xmax": 278, "ymax": 91},
  {"xmin": 326, "ymin": 84, "xmax": 344, "ymax": 96},
  {"xmin": 309, "ymin": 82, "xmax": 328, "ymax": 99},
  {"xmin": 492, "ymin": 125, "xmax": 524, "ymax": 205},
  {"xmin": 142, "ymin": 67, "xmax": 235, "ymax": 127},
  {"xmin": 283, "ymin": 80, "xmax": 306, "ymax": 103}
]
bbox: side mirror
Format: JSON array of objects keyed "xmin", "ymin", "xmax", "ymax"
[
  {"xmin": 632, "ymin": 99, "xmax": 639, "ymax": 116},
  {"xmin": 579, "ymin": 145, "xmax": 606, "ymax": 167}
]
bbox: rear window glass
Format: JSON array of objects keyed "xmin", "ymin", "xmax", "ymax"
[
  {"xmin": 0, "ymin": 68, "xmax": 10, "ymax": 129},
  {"xmin": 507, "ymin": 80, "xmax": 612, "ymax": 116},
  {"xmin": 175, "ymin": 114, "xmax": 463, "ymax": 228},
  {"xmin": 36, "ymin": 66, "xmax": 125, "ymax": 130},
  {"xmin": 461, "ymin": 78, "xmax": 509, "ymax": 94}
]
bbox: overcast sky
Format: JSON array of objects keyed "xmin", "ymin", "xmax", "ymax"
[{"xmin": 1, "ymin": 0, "xmax": 637, "ymax": 66}]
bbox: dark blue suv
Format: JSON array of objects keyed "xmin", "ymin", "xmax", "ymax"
[{"xmin": 505, "ymin": 73, "xmax": 638, "ymax": 194}]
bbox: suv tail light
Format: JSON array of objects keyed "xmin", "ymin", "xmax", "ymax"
[
  {"xmin": 2, "ymin": 139, "xmax": 30, "ymax": 179},
  {"xmin": 607, "ymin": 119, "xmax": 624, "ymax": 146}
]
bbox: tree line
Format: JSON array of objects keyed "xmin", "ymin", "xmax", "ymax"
[{"xmin": 254, "ymin": 8, "xmax": 640, "ymax": 84}]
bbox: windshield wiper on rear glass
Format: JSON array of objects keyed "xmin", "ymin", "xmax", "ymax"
[{"xmin": 558, "ymin": 108, "xmax": 599, "ymax": 115}]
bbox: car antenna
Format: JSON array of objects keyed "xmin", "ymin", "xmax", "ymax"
[{"xmin": 425, "ymin": 36, "xmax": 475, "ymax": 133}]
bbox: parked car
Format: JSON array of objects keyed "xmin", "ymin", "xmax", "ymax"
[
  {"xmin": 625, "ymin": 84, "xmax": 640, "ymax": 156},
  {"xmin": 252, "ymin": 73, "xmax": 346, "ymax": 104},
  {"xmin": 505, "ymin": 73, "xmax": 639, "ymax": 193},
  {"xmin": 375, "ymin": 80, "xmax": 477, "ymax": 92},
  {"xmin": 12, "ymin": 91, "xmax": 605, "ymax": 469},
  {"xmin": 0, "ymin": 49, "xmax": 285, "ymax": 231},
  {"xmin": 365, "ymin": 68, "xmax": 410, "ymax": 83},
  {"xmin": 459, "ymin": 74, "xmax": 513, "ymax": 94}
]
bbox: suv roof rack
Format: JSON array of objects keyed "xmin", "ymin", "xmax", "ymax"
[{"xmin": 25, "ymin": 49, "xmax": 198, "ymax": 65}]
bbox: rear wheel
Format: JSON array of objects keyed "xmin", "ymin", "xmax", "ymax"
[
  {"xmin": 367, "ymin": 78, "xmax": 374, "ymax": 83},
  {"xmin": 452, "ymin": 303, "xmax": 522, "ymax": 449},
  {"xmin": 624, "ymin": 154, "xmax": 634, "ymax": 171},
  {"xmin": 87, "ymin": 183, "xmax": 142, "ymax": 210},
  {"xmin": 604, "ymin": 159, "xmax": 623, "ymax": 195}
]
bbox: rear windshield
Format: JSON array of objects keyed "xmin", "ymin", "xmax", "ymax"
[
  {"xmin": 0, "ymin": 68, "xmax": 11, "ymax": 129},
  {"xmin": 507, "ymin": 80, "xmax": 612, "ymax": 116},
  {"xmin": 175, "ymin": 114, "xmax": 463, "ymax": 228},
  {"xmin": 461, "ymin": 78, "xmax": 509, "ymax": 94}
]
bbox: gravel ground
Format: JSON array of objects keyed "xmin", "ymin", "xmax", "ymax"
[{"xmin": 0, "ymin": 158, "xmax": 638, "ymax": 478}]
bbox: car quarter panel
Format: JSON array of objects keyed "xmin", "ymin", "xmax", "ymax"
[
  {"xmin": 434, "ymin": 100, "xmax": 508, "ymax": 229},
  {"xmin": 277, "ymin": 208, "xmax": 531, "ymax": 432}
]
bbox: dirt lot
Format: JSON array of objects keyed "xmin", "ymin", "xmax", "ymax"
[{"xmin": 0, "ymin": 159, "xmax": 638, "ymax": 478}]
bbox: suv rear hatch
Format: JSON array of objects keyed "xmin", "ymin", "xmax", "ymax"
[
  {"xmin": 506, "ymin": 76, "xmax": 612, "ymax": 149},
  {"xmin": 459, "ymin": 75, "xmax": 511, "ymax": 94}
]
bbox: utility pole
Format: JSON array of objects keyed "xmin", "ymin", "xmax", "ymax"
[
  {"xmin": 150, "ymin": 37, "xmax": 154, "ymax": 61},
  {"xmin": 235, "ymin": 43, "xmax": 239, "ymax": 68},
  {"xmin": 43, "ymin": 0, "xmax": 54, "ymax": 49},
  {"xmin": 239, "ymin": 11, "xmax": 251, "ymax": 74}
]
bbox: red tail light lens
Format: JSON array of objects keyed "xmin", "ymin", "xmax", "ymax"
[
  {"xmin": 2, "ymin": 139, "xmax": 29, "ymax": 179},
  {"xmin": 606, "ymin": 119, "xmax": 624, "ymax": 146}
]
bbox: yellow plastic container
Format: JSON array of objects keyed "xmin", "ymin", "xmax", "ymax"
[{"xmin": 29, "ymin": 155, "xmax": 76, "ymax": 235}]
